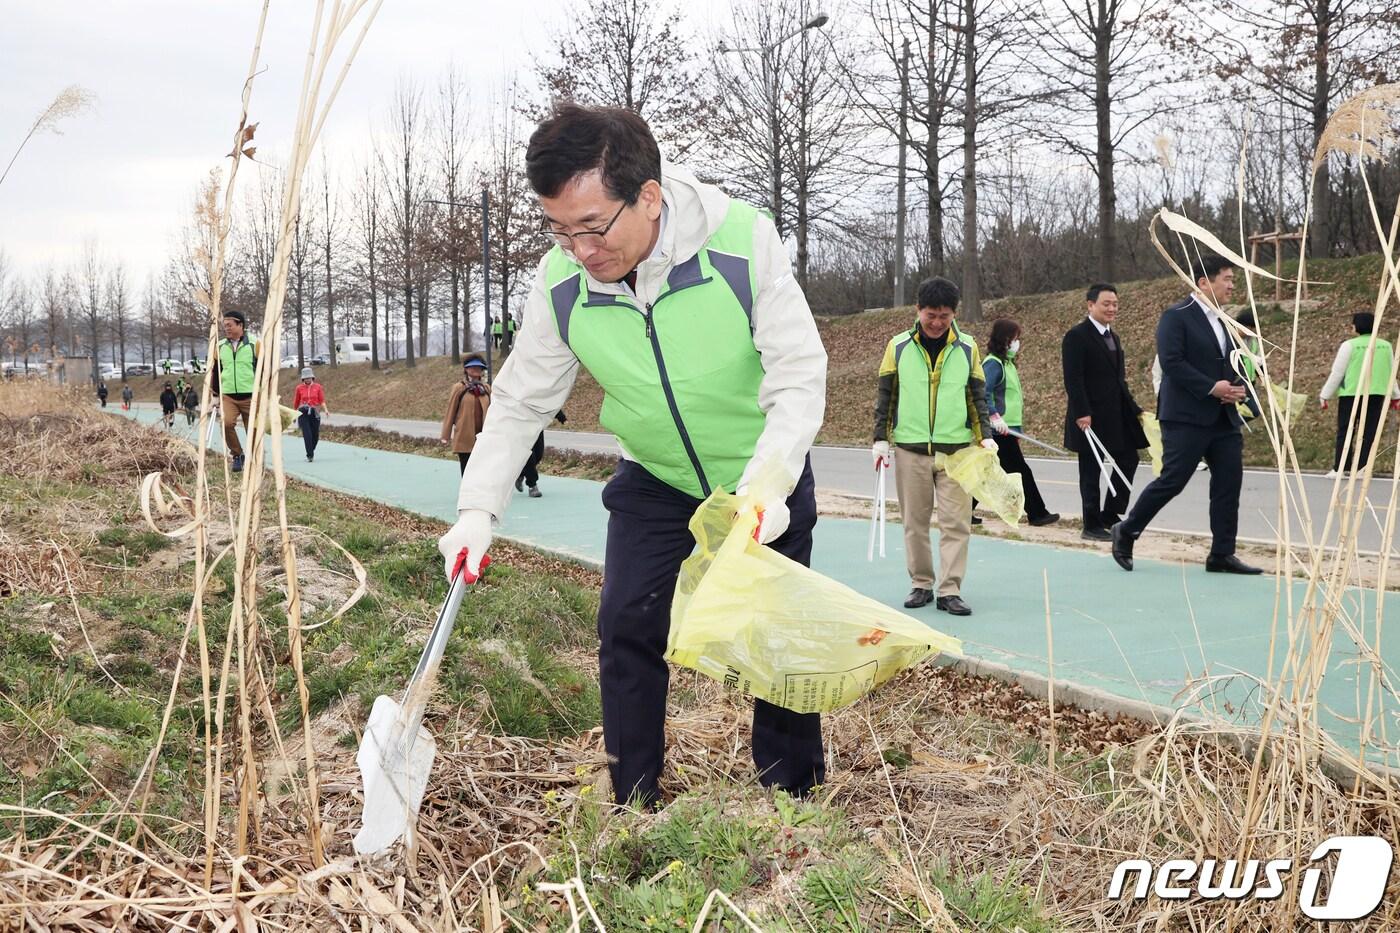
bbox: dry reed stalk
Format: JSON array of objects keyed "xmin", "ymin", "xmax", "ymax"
[{"xmin": 0, "ymin": 84, "xmax": 96, "ymax": 189}]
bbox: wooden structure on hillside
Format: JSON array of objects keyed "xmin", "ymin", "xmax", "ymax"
[{"xmin": 1248, "ymin": 230, "xmax": 1308, "ymax": 301}]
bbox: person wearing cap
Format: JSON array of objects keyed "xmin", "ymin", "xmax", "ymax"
[
  {"xmin": 210, "ymin": 309, "xmax": 261, "ymax": 472},
  {"xmin": 159, "ymin": 381, "xmax": 178, "ymax": 429},
  {"xmin": 293, "ymin": 367, "xmax": 328, "ymax": 462},
  {"xmin": 872, "ymin": 275, "xmax": 997, "ymax": 616},
  {"xmin": 440, "ymin": 356, "xmax": 492, "ymax": 474},
  {"xmin": 437, "ymin": 104, "xmax": 828, "ymax": 809},
  {"xmin": 1319, "ymin": 311, "xmax": 1400, "ymax": 475}
]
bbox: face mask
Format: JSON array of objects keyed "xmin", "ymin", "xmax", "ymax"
[{"xmin": 1009, "ymin": 339, "xmax": 1021, "ymax": 355}]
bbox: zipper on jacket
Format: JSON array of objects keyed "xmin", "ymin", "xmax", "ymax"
[{"xmin": 644, "ymin": 293, "xmax": 711, "ymax": 496}]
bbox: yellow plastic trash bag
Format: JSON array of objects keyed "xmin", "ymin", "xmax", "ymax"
[
  {"xmin": 1139, "ymin": 413, "xmax": 1164, "ymax": 476},
  {"xmin": 269, "ymin": 403, "xmax": 301, "ymax": 434},
  {"xmin": 1267, "ymin": 380, "xmax": 1308, "ymax": 421},
  {"xmin": 667, "ymin": 464, "xmax": 962, "ymax": 714},
  {"xmin": 935, "ymin": 445, "xmax": 1024, "ymax": 526}
]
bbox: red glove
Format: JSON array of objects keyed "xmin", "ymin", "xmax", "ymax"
[
  {"xmin": 1391, "ymin": 399, "xmax": 1399, "ymax": 412},
  {"xmin": 1320, "ymin": 399, "xmax": 1329, "ymax": 410}
]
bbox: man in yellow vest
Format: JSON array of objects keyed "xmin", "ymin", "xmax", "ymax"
[
  {"xmin": 436, "ymin": 104, "xmax": 828, "ymax": 807},
  {"xmin": 210, "ymin": 309, "xmax": 261, "ymax": 472},
  {"xmin": 1320, "ymin": 312, "xmax": 1400, "ymax": 475},
  {"xmin": 871, "ymin": 277, "xmax": 997, "ymax": 615}
]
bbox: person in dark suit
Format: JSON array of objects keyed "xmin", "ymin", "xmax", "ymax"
[
  {"xmin": 1111, "ymin": 256, "xmax": 1261, "ymax": 574},
  {"xmin": 1061, "ymin": 283, "xmax": 1148, "ymax": 541}
]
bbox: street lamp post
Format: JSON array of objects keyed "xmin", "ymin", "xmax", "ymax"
[{"xmin": 719, "ymin": 12, "xmax": 829, "ymax": 237}]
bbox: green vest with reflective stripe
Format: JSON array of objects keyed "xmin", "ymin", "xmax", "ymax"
[
  {"xmin": 544, "ymin": 200, "xmax": 765, "ymax": 498},
  {"xmin": 217, "ymin": 336, "xmax": 256, "ymax": 395},
  {"xmin": 1341, "ymin": 334, "xmax": 1393, "ymax": 397},
  {"xmin": 888, "ymin": 323, "xmax": 977, "ymax": 446},
  {"xmin": 986, "ymin": 354, "xmax": 1023, "ymax": 427}
]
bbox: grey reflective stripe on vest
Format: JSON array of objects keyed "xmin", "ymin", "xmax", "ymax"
[
  {"xmin": 550, "ymin": 273, "xmax": 583, "ymax": 346},
  {"xmin": 893, "ymin": 335, "xmax": 911, "ymax": 366},
  {"xmin": 667, "ymin": 253, "xmax": 706, "ymax": 291},
  {"xmin": 707, "ymin": 249, "xmax": 753, "ymax": 327}
]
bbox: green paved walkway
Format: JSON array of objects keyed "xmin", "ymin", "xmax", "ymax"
[{"xmin": 120, "ymin": 407, "xmax": 1398, "ymax": 769}]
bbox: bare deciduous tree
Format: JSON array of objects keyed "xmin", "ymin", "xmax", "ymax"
[{"xmin": 382, "ymin": 80, "xmax": 428, "ymax": 367}]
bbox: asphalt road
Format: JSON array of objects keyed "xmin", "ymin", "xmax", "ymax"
[{"xmin": 299, "ymin": 410, "xmax": 1400, "ymax": 553}]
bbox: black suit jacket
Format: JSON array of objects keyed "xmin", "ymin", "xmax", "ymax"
[
  {"xmin": 1061, "ymin": 318, "xmax": 1148, "ymax": 452},
  {"xmin": 1155, "ymin": 297, "xmax": 1244, "ymax": 429}
]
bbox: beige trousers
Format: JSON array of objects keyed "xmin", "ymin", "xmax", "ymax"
[
  {"xmin": 893, "ymin": 446, "xmax": 972, "ymax": 596},
  {"xmin": 221, "ymin": 395, "xmax": 253, "ymax": 457}
]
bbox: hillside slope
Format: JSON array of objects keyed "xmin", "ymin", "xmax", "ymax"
[{"xmin": 117, "ymin": 254, "xmax": 1392, "ymax": 470}]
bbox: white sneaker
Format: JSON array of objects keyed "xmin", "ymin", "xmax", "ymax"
[{"xmin": 1325, "ymin": 469, "xmax": 1339, "ymax": 478}]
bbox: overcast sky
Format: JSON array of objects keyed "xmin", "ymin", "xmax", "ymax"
[{"xmin": 0, "ymin": 1, "xmax": 566, "ymax": 289}]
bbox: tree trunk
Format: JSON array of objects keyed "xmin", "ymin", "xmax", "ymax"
[
  {"xmin": 1311, "ymin": 0, "xmax": 1332, "ymax": 258},
  {"xmin": 450, "ymin": 261, "xmax": 461, "ymax": 362},
  {"xmin": 926, "ymin": 4, "xmax": 945, "ymax": 275},
  {"xmin": 960, "ymin": 3, "xmax": 981, "ymax": 322},
  {"xmin": 1094, "ymin": 0, "xmax": 1116, "ymax": 282},
  {"xmin": 417, "ymin": 274, "xmax": 430, "ymax": 358},
  {"xmin": 325, "ymin": 228, "xmax": 336, "ymax": 366}
]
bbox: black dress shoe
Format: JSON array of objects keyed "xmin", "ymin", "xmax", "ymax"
[
  {"xmin": 936, "ymin": 595, "xmax": 972, "ymax": 616},
  {"xmin": 1081, "ymin": 526, "xmax": 1112, "ymax": 541},
  {"xmin": 970, "ymin": 514, "xmax": 983, "ymax": 525},
  {"xmin": 904, "ymin": 588, "xmax": 934, "ymax": 608},
  {"xmin": 515, "ymin": 477, "xmax": 524, "ymax": 492},
  {"xmin": 1110, "ymin": 522, "xmax": 1134, "ymax": 571},
  {"xmin": 1206, "ymin": 553, "xmax": 1263, "ymax": 575},
  {"xmin": 1029, "ymin": 512, "xmax": 1060, "ymax": 527}
]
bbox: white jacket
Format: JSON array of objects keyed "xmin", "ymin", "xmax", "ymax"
[{"xmin": 455, "ymin": 163, "xmax": 828, "ymax": 519}]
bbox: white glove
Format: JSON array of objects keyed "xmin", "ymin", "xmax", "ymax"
[
  {"xmin": 980, "ymin": 438, "xmax": 998, "ymax": 451},
  {"xmin": 872, "ymin": 440, "xmax": 891, "ymax": 469},
  {"xmin": 437, "ymin": 509, "xmax": 492, "ymax": 580},
  {"xmin": 989, "ymin": 413, "xmax": 1009, "ymax": 435},
  {"xmin": 736, "ymin": 486, "xmax": 790, "ymax": 545}
]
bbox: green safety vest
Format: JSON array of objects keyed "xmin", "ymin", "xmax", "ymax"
[
  {"xmin": 986, "ymin": 354, "xmax": 1023, "ymax": 427},
  {"xmin": 882, "ymin": 322, "xmax": 979, "ymax": 448},
  {"xmin": 1341, "ymin": 334, "xmax": 1393, "ymax": 397},
  {"xmin": 545, "ymin": 199, "xmax": 765, "ymax": 498},
  {"xmin": 217, "ymin": 336, "xmax": 257, "ymax": 395}
]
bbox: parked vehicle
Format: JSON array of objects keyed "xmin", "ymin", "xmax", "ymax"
[
  {"xmin": 125, "ymin": 363, "xmax": 155, "ymax": 378},
  {"xmin": 154, "ymin": 358, "xmax": 183, "ymax": 376},
  {"xmin": 183, "ymin": 358, "xmax": 206, "ymax": 374},
  {"xmin": 100, "ymin": 365, "xmax": 124, "ymax": 380},
  {"xmin": 310, "ymin": 354, "xmax": 330, "ymax": 366},
  {"xmin": 334, "ymin": 335, "xmax": 373, "ymax": 363},
  {"xmin": 280, "ymin": 356, "xmax": 301, "ymax": 369}
]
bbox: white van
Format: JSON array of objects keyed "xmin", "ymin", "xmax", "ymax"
[{"xmin": 334, "ymin": 336, "xmax": 373, "ymax": 363}]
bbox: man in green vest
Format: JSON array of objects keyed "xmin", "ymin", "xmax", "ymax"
[
  {"xmin": 437, "ymin": 103, "xmax": 829, "ymax": 808},
  {"xmin": 210, "ymin": 309, "xmax": 260, "ymax": 472},
  {"xmin": 871, "ymin": 277, "xmax": 996, "ymax": 616},
  {"xmin": 1320, "ymin": 311, "xmax": 1400, "ymax": 474}
]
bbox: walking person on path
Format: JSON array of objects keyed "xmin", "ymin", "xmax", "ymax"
[
  {"xmin": 438, "ymin": 104, "xmax": 828, "ymax": 808},
  {"xmin": 978, "ymin": 319, "xmax": 1059, "ymax": 527},
  {"xmin": 159, "ymin": 382, "xmax": 177, "ymax": 430},
  {"xmin": 96, "ymin": 381, "xmax": 108, "ymax": 408},
  {"xmin": 121, "ymin": 383, "xmax": 133, "ymax": 411},
  {"xmin": 182, "ymin": 385, "xmax": 199, "ymax": 425},
  {"xmin": 210, "ymin": 309, "xmax": 260, "ymax": 473},
  {"xmin": 1061, "ymin": 283, "xmax": 1149, "ymax": 541},
  {"xmin": 516, "ymin": 410, "xmax": 568, "ymax": 497},
  {"xmin": 293, "ymin": 368, "xmax": 328, "ymax": 462},
  {"xmin": 872, "ymin": 276, "xmax": 997, "ymax": 615},
  {"xmin": 440, "ymin": 356, "xmax": 492, "ymax": 475},
  {"xmin": 1112, "ymin": 256, "xmax": 1261, "ymax": 575},
  {"xmin": 1319, "ymin": 312, "xmax": 1400, "ymax": 476}
]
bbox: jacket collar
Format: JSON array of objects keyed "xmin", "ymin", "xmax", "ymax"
[{"xmin": 907, "ymin": 319, "xmax": 965, "ymax": 347}]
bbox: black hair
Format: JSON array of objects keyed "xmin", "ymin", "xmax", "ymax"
[
  {"xmin": 223, "ymin": 309, "xmax": 246, "ymax": 325},
  {"xmin": 1191, "ymin": 255, "xmax": 1233, "ymax": 284},
  {"xmin": 1235, "ymin": 308, "xmax": 1256, "ymax": 328},
  {"xmin": 916, "ymin": 276, "xmax": 959, "ymax": 312},
  {"xmin": 1086, "ymin": 283, "xmax": 1117, "ymax": 302},
  {"xmin": 987, "ymin": 319, "xmax": 1021, "ymax": 360},
  {"xmin": 525, "ymin": 103, "xmax": 661, "ymax": 204},
  {"xmin": 1354, "ymin": 312, "xmax": 1375, "ymax": 335}
]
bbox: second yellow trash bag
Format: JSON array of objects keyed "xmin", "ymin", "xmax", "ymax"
[
  {"xmin": 666, "ymin": 463, "xmax": 962, "ymax": 715},
  {"xmin": 935, "ymin": 445, "xmax": 1024, "ymax": 526},
  {"xmin": 1139, "ymin": 412, "xmax": 1164, "ymax": 476}
]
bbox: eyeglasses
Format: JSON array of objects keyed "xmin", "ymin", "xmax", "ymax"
[{"xmin": 541, "ymin": 202, "xmax": 628, "ymax": 250}]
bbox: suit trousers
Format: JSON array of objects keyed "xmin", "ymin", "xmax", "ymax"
[
  {"xmin": 519, "ymin": 433, "xmax": 546, "ymax": 487},
  {"xmin": 297, "ymin": 408, "xmax": 320, "ymax": 458},
  {"xmin": 598, "ymin": 458, "xmax": 824, "ymax": 807},
  {"xmin": 1334, "ymin": 395, "xmax": 1387, "ymax": 472},
  {"xmin": 1121, "ymin": 416, "xmax": 1243, "ymax": 556},
  {"xmin": 1076, "ymin": 443, "xmax": 1139, "ymax": 530},
  {"xmin": 893, "ymin": 447, "xmax": 972, "ymax": 595}
]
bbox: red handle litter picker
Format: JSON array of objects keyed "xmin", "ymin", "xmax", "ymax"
[{"xmin": 353, "ymin": 548, "xmax": 489, "ymax": 855}]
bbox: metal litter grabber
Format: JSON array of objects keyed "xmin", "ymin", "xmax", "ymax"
[
  {"xmin": 353, "ymin": 548, "xmax": 489, "ymax": 855},
  {"xmin": 867, "ymin": 460, "xmax": 887, "ymax": 561},
  {"xmin": 1082, "ymin": 426, "xmax": 1132, "ymax": 495}
]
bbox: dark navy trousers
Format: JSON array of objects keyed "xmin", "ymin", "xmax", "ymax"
[{"xmin": 598, "ymin": 457, "xmax": 825, "ymax": 807}]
